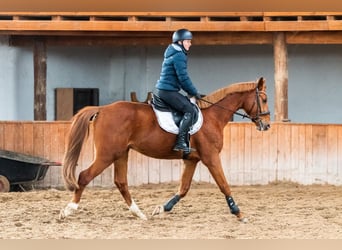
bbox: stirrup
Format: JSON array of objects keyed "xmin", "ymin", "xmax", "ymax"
[{"xmin": 173, "ymin": 145, "xmax": 196, "ymax": 153}]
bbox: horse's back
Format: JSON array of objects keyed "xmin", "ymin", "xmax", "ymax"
[
  {"xmin": 101, "ymin": 100, "xmax": 150, "ymax": 113},
  {"xmin": 96, "ymin": 100, "xmax": 154, "ymax": 127}
]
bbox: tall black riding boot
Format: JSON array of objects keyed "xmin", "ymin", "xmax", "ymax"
[{"xmin": 173, "ymin": 112, "xmax": 194, "ymax": 153}]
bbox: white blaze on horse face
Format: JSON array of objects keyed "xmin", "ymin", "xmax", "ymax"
[{"xmin": 129, "ymin": 199, "xmax": 147, "ymax": 220}]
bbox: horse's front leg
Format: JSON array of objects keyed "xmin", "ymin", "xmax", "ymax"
[
  {"xmin": 152, "ymin": 159, "xmax": 198, "ymax": 216},
  {"xmin": 203, "ymin": 155, "xmax": 248, "ymax": 223},
  {"xmin": 114, "ymin": 156, "xmax": 147, "ymax": 220}
]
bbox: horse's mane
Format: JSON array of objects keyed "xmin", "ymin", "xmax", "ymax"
[{"xmin": 197, "ymin": 81, "xmax": 257, "ymax": 108}]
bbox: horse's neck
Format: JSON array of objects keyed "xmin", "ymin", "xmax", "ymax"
[{"xmin": 212, "ymin": 92, "xmax": 245, "ymax": 124}]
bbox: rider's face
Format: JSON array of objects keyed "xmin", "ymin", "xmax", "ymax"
[{"xmin": 182, "ymin": 40, "xmax": 192, "ymax": 51}]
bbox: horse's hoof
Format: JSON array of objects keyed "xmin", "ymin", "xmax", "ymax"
[
  {"xmin": 132, "ymin": 212, "xmax": 148, "ymax": 220},
  {"xmin": 239, "ymin": 217, "xmax": 248, "ymax": 223},
  {"xmin": 130, "ymin": 210, "xmax": 148, "ymax": 220},
  {"xmin": 151, "ymin": 205, "xmax": 164, "ymax": 216},
  {"xmin": 129, "ymin": 200, "xmax": 148, "ymax": 220},
  {"xmin": 59, "ymin": 209, "xmax": 67, "ymax": 220},
  {"xmin": 59, "ymin": 202, "xmax": 79, "ymax": 220}
]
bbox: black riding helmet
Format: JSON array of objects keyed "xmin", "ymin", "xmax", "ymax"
[{"xmin": 172, "ymin": 29, "xmax": 193, "ymax": 43}]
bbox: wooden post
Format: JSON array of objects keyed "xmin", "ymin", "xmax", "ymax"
[
  {"xmin": 33, "ymin": 38, "xmax": 47, "ymax": 120},
  {"xmin": 273, "ymin": 32, "xmax": 289, "ymax": 122}
]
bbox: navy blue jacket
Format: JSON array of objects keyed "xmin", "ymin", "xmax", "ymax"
[{"xmin": 156, "ymin": 43, "xmax": 198, "ymax": 96}]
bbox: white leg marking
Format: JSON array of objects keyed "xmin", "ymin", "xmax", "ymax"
[
  {"xmin": 59, "ymin": 202, "xmax": 79, "ymax": 219},
  {"xmin": 129, "ymin": 199, "xmax": 147, "ymax": 220},
  {"xmin": 240, "ymin": 217, "xmax": 249, "ymax": 223},
  {"xmin": 151, "ymin": 205, "xmax": 164, "ymax": 216}
]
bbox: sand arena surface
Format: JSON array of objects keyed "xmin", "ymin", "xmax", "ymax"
[{"xmin": 0, "ymin": 182, "xmax": 341, "ymax": 239}]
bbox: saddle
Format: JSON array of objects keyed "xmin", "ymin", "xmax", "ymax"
[{"xmin": 151, "ymin": 94, "xmax": 203, "ymax": 135}]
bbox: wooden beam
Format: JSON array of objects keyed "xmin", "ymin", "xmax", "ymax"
[
  {"xmin": 194, "ymin": 32, "xmax": 273, "ymax": 45},
  {"xmin": 265, "ymin": 21, "xmax": 329, "ymax": 31},
  {"xmin": 273, "ymin": 32, "xmax": 289, "ymax": 122},
  {"xmin": 2, "ymin": 12, "xmax": 342, "ymax": 34},
  {"xmin": 8, "ymin": 32, "xmax": 274, "ymax": 46},
  {"xmin": 9, "ymin": 31, "xmax": 342, "ymax": 46},
  {"xmin": 286, "ymin": 31, "xmax": 342, "ymax": 44},
  {"xmin": 0, "ymin": 20, "xmax": 265, "ymax": 33},
  {"xmin": 33, "ymin": 38, "xmax": 47, "ymax": 120}
]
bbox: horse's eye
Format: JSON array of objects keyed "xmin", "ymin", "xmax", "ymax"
[{"xmin": 259, "ymin": 94, "xmax": 267, "ymax": 103}]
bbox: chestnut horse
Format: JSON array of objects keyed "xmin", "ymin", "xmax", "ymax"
[{"xmin": 59, "ymin": 77, "xmax": 270, "ymax": 222}]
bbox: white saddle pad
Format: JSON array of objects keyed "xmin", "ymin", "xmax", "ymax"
[{"xmin": 152, "ymin": 105, "xmax": 203, "ymax": 135}]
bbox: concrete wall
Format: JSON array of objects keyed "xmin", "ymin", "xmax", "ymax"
[
  {"xmin": 0, "ymin": 37, "xmax": 34, "ymax": 120},
  {"xmin": 1, "ymin": 36, "xmax": 342, "ymax": 123},
  {"xmin": 288, "ymin": 45, "xmax": 342, "ymax": 123}
]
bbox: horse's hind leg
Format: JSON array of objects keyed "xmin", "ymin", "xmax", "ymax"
[
  {"xmin": 152, "ymin": 159, "xmax": 198, "ymax": 215},
  {"xmin": 114, "ymin": 154, "xmax": 147, "ymax": 220},
  {"xmin": 59, "ymin": 158, "xmax": 113, "ymax": 219}
]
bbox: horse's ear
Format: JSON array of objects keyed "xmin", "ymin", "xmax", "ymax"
[{"xmin": 257, "ymin": 77, "xmax": 265, "ymax": 90}]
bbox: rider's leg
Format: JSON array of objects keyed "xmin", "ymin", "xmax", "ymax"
[
  {"xmin": 173, "ymin": 112, "xmax": 194, "ymax": 152},
  {"xmin": 154, "ymin": 89, "xmax": 196, "ymax": 153}
]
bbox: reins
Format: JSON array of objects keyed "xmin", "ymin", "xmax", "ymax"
[
  {"xmin": 197, "ymin": 87, "xmax": 270, "ymax": 121},
  {"xmin": 197, "ymin": 97, "xmax": 251, "ymax": 119}
]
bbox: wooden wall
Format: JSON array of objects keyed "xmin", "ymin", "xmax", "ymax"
[{"xmin": 0, "ymin": 121, "xmax": 341, "ymax": 187}]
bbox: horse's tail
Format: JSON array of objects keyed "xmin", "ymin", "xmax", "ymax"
[{"xmin": 62, "ymin": 106, "xmax": 100, "ymax": 191}]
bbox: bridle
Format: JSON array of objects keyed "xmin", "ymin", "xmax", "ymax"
[
  {"xmin": 247, "ymin": 88, "xmax": 270, "ymax": 130},
  {"xmin": 248, "ymin": 88, "xmax": 270, "ymax": 121},
  {"xmin": 198, "ymin": 87, "xmax": 270, "ymax": 129}
]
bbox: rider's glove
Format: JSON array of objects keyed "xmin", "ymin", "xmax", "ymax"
[{"xmin": 195, "ymin": 93, "xmax": 203, "ymax": 100}]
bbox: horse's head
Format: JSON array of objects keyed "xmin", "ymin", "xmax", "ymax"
[{"xmin": 244, "ymin": 77, "xmax": 271, "ymax": 131}]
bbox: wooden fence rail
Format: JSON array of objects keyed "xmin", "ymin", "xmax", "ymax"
[{"xmin": 0, "ymin": 121, "xmax": 341, "ymax": 187}]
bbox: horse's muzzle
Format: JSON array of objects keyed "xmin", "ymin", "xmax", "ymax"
[{"xmin": 256, "ymin": 120, "xmax": 270, "ymax": 131}]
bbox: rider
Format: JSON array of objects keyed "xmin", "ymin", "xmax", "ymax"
[{"xmin": 154, "ymin": 28, "xmax": 202, "ymax": 153}]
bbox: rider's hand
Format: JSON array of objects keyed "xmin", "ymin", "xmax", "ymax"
[{"xmin": 195, "ymin": 93, "xmax": 202, "ymax": 100}]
